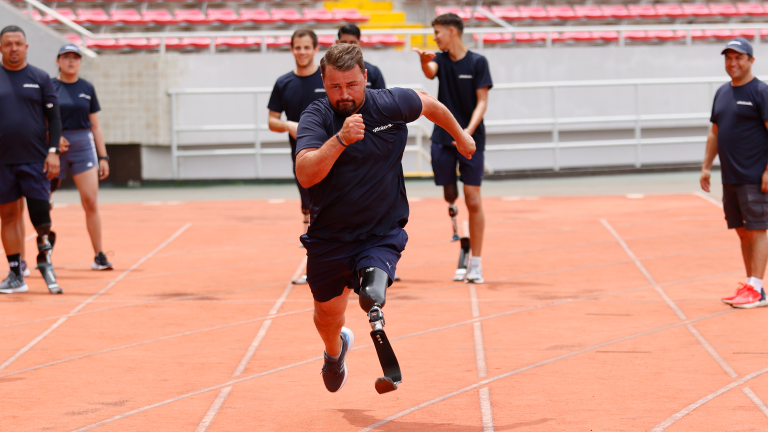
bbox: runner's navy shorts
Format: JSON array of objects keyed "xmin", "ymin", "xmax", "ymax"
[
  {"xmin": 58, "ymin": 129, "xmax": 98, "ymax": 179},
  {"xmin": 0, "ymin": 162, "xmax": 51, "ymax": 204},
  {"xmin": 431, "ymin": 141, "xmax": 485, "ymax": 187}
]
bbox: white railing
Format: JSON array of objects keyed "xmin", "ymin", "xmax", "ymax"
[{"xmin": 168, "ymin": 85, "xmax": 432, "ymax": 179}]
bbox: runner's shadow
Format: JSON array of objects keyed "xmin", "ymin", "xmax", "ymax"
[{"xmin": 337, "ymin": 408, "xmax": 554, "ymax": 430}]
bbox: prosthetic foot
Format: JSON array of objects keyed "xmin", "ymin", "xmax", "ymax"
[
  {"xmin": 448, "ymin": 204, "xmax": 460, "ymax": 242},
  {"xmin": 453, "ymin": 237, "xmax": 471, "ymax": 282},
  {"xmin": 358, "ymin": 267, "xmax": 401, "ymax": 394},
  {"xmin": 37, "ymin": 231, "xmax": 61, "ymax": 294}
]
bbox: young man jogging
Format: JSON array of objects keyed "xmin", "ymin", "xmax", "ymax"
[
  {"xmin": 413, "ymin": 13, "xmax": 492, "ymax": 283},
  {"xmin": 295, "ymin": 44, "xmax": 474, "ymax": 393},
  {"xmin": 702, "ymin": 37, "xmax": 768, "ymax": 308}
]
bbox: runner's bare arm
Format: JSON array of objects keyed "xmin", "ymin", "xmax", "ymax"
[
  {"xmin": 90, "ymin": 113, "xmax": 109, "ymax": 180},
  {"xmin": 412, "ymin": 49, "xmax": 438, "ymax": 79},
  {"xmin": 465, "ymin": 87, "xmax": 489, "ymax": 135},
  {"xmin": 268, "ymin": 110, "xmax": 298, "ymax": 139},
  {"xmin": 701, "ymin": 123, "xmax": 718, "ymax": 193},
  {"xmin": 415, "ymin": 90, "xmax": 475, "ymax": 159},
  {"xmin": 296, "ymin": 114, "xmax": 366, "ymax": 188}
]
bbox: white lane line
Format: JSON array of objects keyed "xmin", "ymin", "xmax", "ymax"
[
  {"xmin": 194, "ymin": 257, "xmax": 306, "ymax": 432},
  {"xmin": 0, "ymin": 224, "xmax": 191, "ymax": 374},
  {"xmin": 692, "ymin": 191, "xmax": 723, "ymax": 208},
  {"xmin": 650, "ymin": 369, "xmax": 768, "ymax": 431},
  {"xmin": 600, "ymin": 219, "xmax": 738, "ymax": 379},
  {"xmin": 354, "ymin": 309, "xmax": 735, "ymax": 432},
  {"xmin": 469, "ymin": 284, "xmax": 494, "ymax": 431},
  {"xmin": 743, "ymin": 387, "xmax": 768, "ymax": 419},
  {"xmin": 479, "ymin": 387, "xmax": 495, "ymax": 432}
]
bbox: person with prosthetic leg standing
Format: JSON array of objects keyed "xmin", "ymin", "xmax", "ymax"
[
  {"xmin": 0, "ymin": 26, "xmax": 63, "ymax": 294},
  {"xmin": 296, "ymin": 44, "xmax": 474, "ymax": 393}
]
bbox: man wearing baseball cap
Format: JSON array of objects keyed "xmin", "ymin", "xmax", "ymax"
[{"xmin": 701, "ymin": 37, "xmax": 768, "ymax": 308}]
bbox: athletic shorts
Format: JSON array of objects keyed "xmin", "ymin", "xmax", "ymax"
[
  {"xmin": 0, "ymin": 163, "xmax": 51, "ymax": 204},
  {"xmin": 58, "ymin": 129, "xmax": 98, "ymax": 179},
  {"xmin": 301, "ymin": 227, "xmax": 408, "ymax": 303},
  {"xmin": 431, "ymin": 141, "xmax": 485, "ymax": 187},
  {"xmin": 723, "ymin": 184, "xmax": 768, "ymax": 230}
]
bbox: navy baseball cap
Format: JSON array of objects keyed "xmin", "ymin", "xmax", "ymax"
[
  {"xmin": 57, "ymin": 43, "xmax": 82, "ymax": 57},
  {"xmin": 721, "ymin": 37, "xmax": 753, "ymax": 56}
]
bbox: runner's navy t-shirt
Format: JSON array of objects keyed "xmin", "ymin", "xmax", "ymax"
[
  {"xmin": 711, "ymin": 77, "xmax": 768, "ymax": 184},
  {"xmin": 53, "ymin": 78, "xmax": 101, "ymax": 131},
  {"xmin": 267, "ymin": 68, "xmax": 326, "ymax": 156},
  {"xmin": 429, "ymin": 51, "xmax": 493, "ymax": 150},
  {"xmin": 0, "ymin": 64, "xmax": 58, "ymax": 164},
  {"xmin": 365, "ymin": 62, "xmax": 386, "ymax": 90},
  {"xmin": 296, "ymin": 88, "xmax": 423, "ymax": 242}
]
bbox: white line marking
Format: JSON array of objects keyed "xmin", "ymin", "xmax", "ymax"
[
  {"xmin": 0, "ymin": 223, "xmax": 191, "ymax": 374},
  {"xmin": 692, "ymin": 191, "xmax": 723, "ymax": 208},
  {"xmin": 600, "ymin": 219, "xmax": 738, "ymax": 379},
  {"xmin": 267, "ymin": 199, "xmax": 286, "ymax": 204},
  {"xmin": 469, "ymin": 284, "xmax": 494, "ymax": 431},
  {"xmin": 479, "ymin": 387, "xmax": 495, "ymax": 432},
  {"xmin": 743, "ymin": 387, "xmax": 768, "ymax": 419},
  {"xmin": 650, "ymin": 368, "xmax": 768, "ymax": 431},
  {"xmin": 194, "ymin": 257, "xmax": 306, "ymax": 432}
]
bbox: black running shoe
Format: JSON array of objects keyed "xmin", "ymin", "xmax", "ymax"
[
  {"xmin": 321, "ymin": 327, "xmax": 354, "ymax": 392},
  {"xmin": 92, "ymin": 252, "xmax": 114, "ymax": 271}
]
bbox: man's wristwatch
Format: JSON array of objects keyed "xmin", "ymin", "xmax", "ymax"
[
  {"xmin": 48, "ymin": 147, "xmax": 59, "ymax": 154},
  {"xmin": 99, "ymin": 155, "xmax": 109, "ymax": 161}
]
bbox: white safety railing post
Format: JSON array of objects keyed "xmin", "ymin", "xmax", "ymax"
[
  {"xmin": 254, "ymin": 94, "xmax": 262, "ymax": 178},
  {"xmin": 551, "ymin": 86, "xmax": 559, "ymax": 171},
  {"xmin": 634, "ymin": 84, "xmax": 642, "ymax": 168},
  {"xmin": 170, "ymin": 92, "xmax": 179, "ymax": 179}
]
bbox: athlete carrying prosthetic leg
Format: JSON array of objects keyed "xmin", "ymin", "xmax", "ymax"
[{"xmin": 295, "ymin": 44, "xmax": 474, "ymax": 393}]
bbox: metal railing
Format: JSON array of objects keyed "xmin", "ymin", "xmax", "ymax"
[{"xmin": 168, "ymin": 85, "xmax": 432, "ymax": 179}]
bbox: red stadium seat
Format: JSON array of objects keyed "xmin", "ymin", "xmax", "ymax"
[
  {"xmin": 462, "ymin": 6, "xmax": 493, "ymax": 21},
  {"xmin": 165, "ymin": 37, "xmax": 211, "ymax": 49},
  {"xmin": 550, "ymin": 32, "xmax": 567, "ymax": 43},
  {"xmin": 64, "ymin": 33, "xmax": 82, "ymax": 44},
  {"xmin": 761, "ymin": 29, "xmax": 768, "ymax": 38},
  {"xmin": 77, "ymin": 9, "xmax": 115, "ymax": 25},
  {"xmin": 267, "ymin": 36, "xmax": 292, "ymax": 48},
  {"xmin": 42, "ymin": 8, "xmax": 76, "ymax": 24},
  {"xmin": 564, "ymin": 31, "xmax": 599, "ymax": 42},
  {"xmin": 472, "ymin": 33, "xmax": 513, "ymax": 44},
  {"xmin": 367, "ymin": 34, "xmax": 404, "ymax": 47},
  {"xmin": 733, "ymin": 29, "xmax": 756, "ymax": 38},
  {"xmin": 207, "ymin": 9, "xmax": 245, "ymax": 25},
  {"xmin": 303, "ymin": 8, "xmax": 340, "ymax": 23},
  {"xmin": 270, "ymin": 9, "xmax": 308, "ymax": 24},
  {"xmin": 600, "ymin": 5, "xmax": 631, "ymax": 19},
  {"xmin": 515, "ymin": 32, "xmax": 547, "ymax": 43},
  {"xmin": 710, "ymin": 3, "xmax": 741, "ymax": 17},
  {"xmin": 86, "ymin": 38, "xmax": 125, "ymax": 49},
  {"xmin": 738, "ymin": 3, "xmax": 768, "ymax": 16},
  {"xmin": 628, "ymin": 5, "xmax": 661, "ymax": 19},
  {"xmin": 546, "ymin": 5, "xmax": 578, "ymax": 20},
  {"xmin": 624, "ymin": 31, "xmax": 653, "ymax": 41},
  {"xmin": 175, "ymin": 9, "xmax": 213, "ymax": 25},
  {"xmin": 142, "ymin": 10, "xmax": 178, "ymax": 25},
  {"xmin": 655, "ymin": 4, "xmax": 688, "ymax": 18},
  {"xmin": 518, "ymin": 6, "xmax": 549, "ymax": 20},
  {"xmin": 215, "ymin": 37, "xmax": 252, "ymax": 48},
  {"xmin": 490, "ymin": 6, "xmax": 522, "ymax": 21},
  {"xmin": 574, "ymin": 6, "xmax": 607, "ymax": 19},
  {"xmin": 239, "ymin": 9, "xmax": 278, "ymax": 24},
  {"xmin": 435, "ymin": 6, "xmax": 468, "ymax": 20},
  {"xmin": 22, "ymin": 8, "xmax": 42, "ymax": 20},
  {"xmin": 706, "ymin": 29, "xmax": 734, "ymax": 40},
  {"xmin": 119, "ymin": 38, "xmax": 160, "ymax": 49},
  {"xmin": 681, "ymin": 4, "xmax": 715, "ymax": 18},
  {"xmin": 594, "ymin": 31, "xmax": 619, "ymax": 42},
  {"xmin": 332, "ymin": 8, "xmax": 370, "ymax": 23},
  {"xmin": 318, "ymin": 34, "xmax": 336, "ymax": 47},
  {"xmin": 111, "ymin": 9, "xmax": 149, "ymax": 25},
  {"xmin": 648, "ymin": 30, "xmax": 686, "ymax": 41}
]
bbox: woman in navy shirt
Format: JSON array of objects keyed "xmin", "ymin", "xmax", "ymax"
[{"xmin": 53, "ymin": 44, "xmax": 113, "ymax": 270}]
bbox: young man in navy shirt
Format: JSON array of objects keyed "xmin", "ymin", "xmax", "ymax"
[
  {"xmin": 295, "ymin": 44, "xmax": 474, "ymax": 392},
  {"xmin": 0, "ymin": 26, "xmax": 62, "ymax": 294},
  {"xmin": 414, "ymin": 13, "xmax": 492, "ymax": 284},
  {"xmin": 268, "ymin": 29, "xmax": 325, "ymax": 284},
  {"xmin": 702, "ymin": 37, "xmax": 768, "ymax": 309},
  {"xmin": 336, "ymin": 24, "xmax": 387, "ymax": 90}
]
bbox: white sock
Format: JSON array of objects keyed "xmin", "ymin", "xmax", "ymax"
[
  {"xmin": 749, "ymin": 277, "xmax": 763, "ymax": 293},
  {"xmin": 470, "ymin": 256, "xmax": 482, "ymax": 268}
]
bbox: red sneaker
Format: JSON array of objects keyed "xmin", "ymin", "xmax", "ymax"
[
  {"xmin": 722, "ymin": 282, "xmax": 751, "ymax": 305},
  {"xmin": 730, "ymin": 286, "xmax": 768, "ymax": 309}
]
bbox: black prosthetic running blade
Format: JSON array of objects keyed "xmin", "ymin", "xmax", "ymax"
[{"xmin": 371, "ymin": 329, "xmax": 401, "ymax": 393}]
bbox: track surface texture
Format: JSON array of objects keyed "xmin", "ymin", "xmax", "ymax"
[{"xmin": 2, "ymin": 190, "xmax": 767, "ymax": 432}]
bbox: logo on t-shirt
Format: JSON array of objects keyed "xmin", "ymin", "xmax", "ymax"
[
  {"xmin": 23, "ymin": 83, "xmax": 40, "ymax": 88},
  {"xmin": 458, "ymin": 74, "xmax": 473, "ymax": 79},
  {"xmin": 314, "ymin": 88, "xmax": 326, "ymax": 93},
  {"xmin": 373, "ymin": 124, "xmax": 393, "ymax": 133},
  {"xmin": 79, "ymin": 93, "xmax": 92, "ymax": 100},
  {"xmin": 737, "ymin": 100, "xmax": 754, "ymax": 106}
]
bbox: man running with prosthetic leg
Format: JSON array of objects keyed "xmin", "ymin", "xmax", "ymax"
[
  {"xmin": 296, "ymin": 44, "xmax": 475, "ymax": 393},
  {"xmin": 0, "ymin": 26, "xmax": 63, "ymax": 294}
]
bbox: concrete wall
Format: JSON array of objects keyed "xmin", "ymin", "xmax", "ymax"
[
  {"xmin": 0, "ymin": 1, "xmax": 70, "ymax": 76},
  {"xmin": 79, "ymin": 42, "xmax": 754, "ymax": 179}
]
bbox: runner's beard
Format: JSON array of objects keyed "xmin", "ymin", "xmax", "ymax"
[{"xmin": 334, "ymin": 95, "xmax": 365, "ymax": 116}]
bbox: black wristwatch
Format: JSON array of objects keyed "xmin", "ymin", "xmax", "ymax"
[{"xmin": 98, "ymin": 155, "xmax": 109, "ymax": 161}]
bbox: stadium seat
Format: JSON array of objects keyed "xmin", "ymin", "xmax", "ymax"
[
  {"xmin": 239, "ymin": 9, "xmax": 278, "ymax": 24},
  {"xmin": 142, "ymin": 10, "xmax": 178, "ymax": 25},
  {"xmin": 64, "ymin": 33, "xmax": 82, "ymax": 44},
  {"xmin": 175, "ymin": 9, "xmax": 213, "ymax": 25},
  {"xmin": 546, "ymin": 5, "xmax": 578, "ymax": 20},
  {"xmin": 87, "ymin": 38, "xmax": 125, "ymax": 50},
  {"xmin": 574, "ymin": 6, "xmax": 607, "ymax": 20},
  {"xmin": 267, "ymin": 35, "xmax": 292, "ymax": 48},
  {"xmin": 648, "ymin": 30, "xmax": 686, "ymax": 41},
  {"xmin": 737, "ymin": 3, "xmax": 768, "ymax": 16},
  {"xmin": 628, "ymin": 5, "xmax": 661, "ymax": 19},
  {"xmin": 472, "ymin": 33, "xmax": 513, "ymax": 44},
  {"xmin": 436, "ymin": 6, "xmax": 468, "ymax": 20},
  {"xmin": 761, "ymin": 29, "xmax": 768, "ymax": 38},
  {"xmin": 681, "ymin": 4, "xmax": 716, "ymax": 18},
  {"xmin": 732, "ymin": 29, "xmax": 755, "ymax": 39},
  {"xmin": 119, "ymin": 38, "xmax": 160, "ymax": 49},
  {"xmin": 77, "ymin": 9, "xmax": 115, "ymax": 26},
  {"xmin": 515, "ymin": 32, "xmax": 547, "ymax": 43},
  {"xmin": 332, "ymin": 8, "xmax": 370, "ymax": 23},
  {"xmin": 463, "ymin": 6, "xmax": 492, "ymax": 21},
  {"xmin": 215, "ymin": 36, "xmax": 253, "ymax": 48},
  {"xmin": 42, "ymin": 8, "xmax": 76, "ymax": 25},
  {"xmin": 518, "ymin": 6, "xmax": 548, "ymax": 20},
  {"xmin": 165, "ymin": 37, "xmax": 211, "ymax": 49},
  {"xmin": 600, "ymin": 5, "xmax": 631, "ymax": 19},
  {"xmin": 594, "ymin": 31, "xmax": 619, "ymax": 42},
  {"xmin": 625, "ymin": 31, "xmax": 653, "ymax": 41},
  {"xmin": 207, "ymin": 9, "xmax": 245, "ymax": 25},
  {"xmin": 303, "ymin": 8, "xmax": 340, "ymax": 24},
  {"xmin": 655, "ymin": 4, "xmax": 688, "ymax": 18},
  {"xmin": 563, "ymin": 31, "xmax": 599, "ymax": 42},
  {"xmin": 318, "ymin": 34, "xmax": 336, "ymax": 46},
  {"xmin": 21, "ymin": 8, "xmax": 42, "ymax": 21},
  {"xmin": 270, "ymin": 9, "xmax": 308, "ymax": 24},
  {"xmin": 367, "ymin": 34, "xmax": 403, "ymax": 46},
  {"xmin": 709, "ymin": 3, "xmax": 741, "ymax": 17},
  {"xmin": 490, "ymin": 6, "xmax": 522, "ymax": 21},
  {"xmin": 111, "ymin": 9, "xmax": 149, "ymax": 26},
  {"xmin": 550, "ymin": 32, "xmax": 567, "ymax": 43}
]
